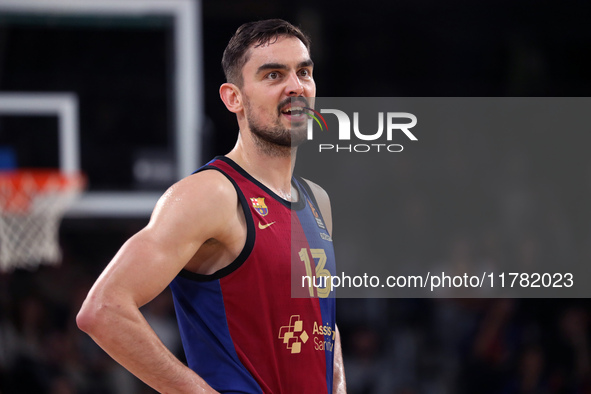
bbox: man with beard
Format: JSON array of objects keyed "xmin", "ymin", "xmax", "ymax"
[{"xmin": 77, "ymin": 19, "xmax": 346, "ymax": 393}]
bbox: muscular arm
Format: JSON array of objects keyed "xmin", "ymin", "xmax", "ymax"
[
  {"xmin": 77, "ymin": 171, "xmax": 238, "ymax": 393},
  {"xmin": 333, "ymin": 326, "xmax": 347, "ymax": 394},
  {"xmin": 303, "ymin": 179, "xmax": 347, "ymax": 393}
]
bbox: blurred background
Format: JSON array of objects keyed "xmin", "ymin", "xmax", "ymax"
[{"xmin": 1, "ymin": 0, "xmax": 591, "ymax": 393}]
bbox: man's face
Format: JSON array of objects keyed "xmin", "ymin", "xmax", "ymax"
[{"xmin": 239, "ymin": 35, "xmax": 316, "ymax": 148}]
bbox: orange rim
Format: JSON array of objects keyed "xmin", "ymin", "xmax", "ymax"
[{"xmin": 0, "ymin": 170, "xmax": 86, "ymax": 213}]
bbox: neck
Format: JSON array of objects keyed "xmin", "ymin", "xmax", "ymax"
[{"xmin": 227, "ymin": 131, "xmax": 297, "ymax": 200}]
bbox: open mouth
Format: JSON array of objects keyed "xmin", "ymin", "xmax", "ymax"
[
  {"xmin": 282, "ymin": 106, "xmax": 305, "ymax": 116},
  {"xmin": 280, "ymin": 100, "xmax": 309, "ymax": 122}
]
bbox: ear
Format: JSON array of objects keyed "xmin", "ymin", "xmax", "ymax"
[{"xmin": 219, "ymin": 83, "xmax": 243, "ymax": 114}]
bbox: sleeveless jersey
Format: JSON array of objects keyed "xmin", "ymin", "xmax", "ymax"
[{"xmin": 169, "ymin": 156, "xmax": 336, "ymax": 394}]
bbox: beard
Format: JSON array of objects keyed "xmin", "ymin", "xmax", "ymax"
[{"xmin": 244, "ymin": 96, "xmax": 308, "ymax": 156}]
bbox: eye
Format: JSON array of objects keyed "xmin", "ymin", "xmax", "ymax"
[
  {"xmin": 299, "ymin": 69, "xmax": 312, "ymax": 78},
  {"xmin": 266, "ymin": 71, "xmax": 280, "ymax": 80}
]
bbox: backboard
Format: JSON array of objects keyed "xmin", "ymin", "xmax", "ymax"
[{"xmin": 0, "ymin": 0, "xmax": 203, "ymax": 217}]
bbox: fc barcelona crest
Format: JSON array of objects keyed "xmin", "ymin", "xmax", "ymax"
[{"xmin": 250, "ymin": 197, "xmax": 269, "ymax": 216}]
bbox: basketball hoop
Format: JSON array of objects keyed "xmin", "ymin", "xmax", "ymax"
[{"xmin": 0, "ymin": 170, "xmax": 85, "ymax": 272}]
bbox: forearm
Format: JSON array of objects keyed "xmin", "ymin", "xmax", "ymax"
[
  {"xmin": 78, "ymin": 298, "xmax": 217, "ymax": 394},
  {"xmin": 332, "ymin": 326, "xmax": 346, "ymax": 394}
]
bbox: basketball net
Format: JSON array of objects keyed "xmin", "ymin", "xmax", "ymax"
[{"xmin": 0, "ymin": 170, "xmax": 85, "ymax": 272}]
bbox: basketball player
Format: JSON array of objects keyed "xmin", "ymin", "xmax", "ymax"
[{"xmin": 77, "ymin": 19, "xmax": 345, "ymax": 393}]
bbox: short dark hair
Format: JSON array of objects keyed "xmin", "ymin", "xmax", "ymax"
[{"xmin": 222, "ymin": 19, "xmax": 311, "ymax": 86}]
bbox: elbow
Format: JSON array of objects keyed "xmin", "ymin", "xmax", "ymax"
[
  {"xmin": 76, "ymin": 299, "xmax": 98, "ymax": 335},
  {"xmin": 76, "ymin": 295, "xmax": 111, "ymax": 337}
]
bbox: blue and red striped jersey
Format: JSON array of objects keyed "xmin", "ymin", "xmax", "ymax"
[{"xmin": 169, "ymin": 156, "xmax": 336, "ymax": 394}]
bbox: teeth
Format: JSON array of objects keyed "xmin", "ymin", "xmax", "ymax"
[{"xmin": 285, "ymin": 106, "xmax": 304, "ymax": 113}]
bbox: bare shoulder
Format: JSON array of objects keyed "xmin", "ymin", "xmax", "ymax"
[
  {"xmin": 155, "ymin": 169, "xmax": 235, "ymax": 211},
  {"xmin": 149, "ymin": 169, "xmax": 238, "ymax": 241},
  {"xmin": 300, "ymin": 178, "xmax": 333, "ymax": 236},
  {"xmin": 300, "ymin": 178, "xmax": 330, "ymax": 205}
]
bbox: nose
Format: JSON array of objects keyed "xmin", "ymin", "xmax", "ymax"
[{"xmin": 285, "ymin": 71, "xmax": 304, "ymax": 96}]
